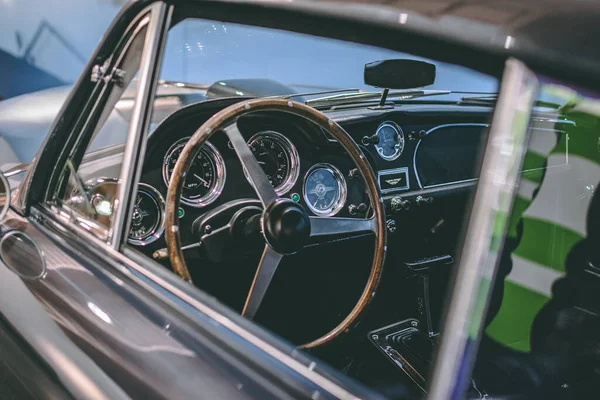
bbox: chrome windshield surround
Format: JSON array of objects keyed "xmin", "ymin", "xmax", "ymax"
[
  {"xmin": 303, "ymin": 163, "xmax": 347, "ymax": 217},
  {"xmin": 127, "ymin": 183, "xmax": 165, "ymax": 246},
  {"xmin": 161, "ymin": 138, "xmax": 226, "ymax": 208},
  {"xmin": 246, "ymin": 130, "xmax": 300, "ymax": 196},
  {"xmin": 427, "ymin": 59, "xmax": 538, "ymax": 399},
  {"xmin": 375, "ymin": 121, "xmax": 405, "ymax": 161}
]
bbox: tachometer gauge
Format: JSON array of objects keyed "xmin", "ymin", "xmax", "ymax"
[
  {"xmin": 303, "ymin": 164, "xmax": 347, "ymax": 216},
  {"xmin": 128, "ymin": 184, "xmax": 165, "ymax": 246},
  {"xmin": 162, "ymin": 138, "xmax": 226, "ymax": 207},
  {"xmin": 247, "ymin": 131, "xmax": 300, "ymax": 195},
  {"xmin": 375, "ymin": 121, "xmax": 404, "ymax": 161}
]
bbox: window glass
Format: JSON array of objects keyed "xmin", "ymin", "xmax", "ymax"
[
  {"xmin": 56, "ymin": 18, "xmax": 148, "ymax": 237},
  {"xmin": 146, "ymin": 18, "xmax": 497, "ymax": 126},
  {"xmin": 475, "ymin": 80, "xmax": 600, "ymax": 396}
]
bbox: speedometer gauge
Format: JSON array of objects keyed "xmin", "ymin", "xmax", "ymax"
[
  {"xmin": 162, "ymin": 138, "xmax": 226, "ymax": 207},
  {"xmin": 375, "ymin": 121, "xmax": 404, "ymax": 161},
  {"xmin": 128, "ymin": 184, "xmax": 165, "ymax": 246},
  {"xmin": 247, "ymin": 131, "xmax": 300, "ymax": 195},
  {"xmin": 303, "ymin": 164, "xmax": 347, "ymax": 216}
]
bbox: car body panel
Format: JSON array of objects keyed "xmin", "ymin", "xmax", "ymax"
[{"xmin": 0, "ymin": 205, "xmax": 383, "ymax": 399}]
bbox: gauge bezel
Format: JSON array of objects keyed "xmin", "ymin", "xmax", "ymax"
[
  {"xmin": 128, "ymin": 183, "xmax": 166, "ymax": 246},
  {"xmin": 374, "ymin": 121, "xmax": 405, "ymax": 161},
  {"xmin": 303, "ymin": 163, "xmax": 347, "ymax": 216},
  {"xmin": 162, "ymin": 137, "xmax": 226, "ymax": 208},
  {"xmin": 246, "ymin": 130, "xmax": 300, "ymax": 195}
]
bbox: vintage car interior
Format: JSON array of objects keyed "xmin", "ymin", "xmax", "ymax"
[{"xmin": 26, "ymin": 6, "xmax": 597, "ymax": 399}]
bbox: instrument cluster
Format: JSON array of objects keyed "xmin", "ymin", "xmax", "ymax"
[{"xmin": 128, "ymin": 126, "xmax": 364, "ymax": 247}]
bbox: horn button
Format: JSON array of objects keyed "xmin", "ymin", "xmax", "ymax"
[{"xmin": 263, "ymin": 199, "xmax": 311, "ymax": 254}]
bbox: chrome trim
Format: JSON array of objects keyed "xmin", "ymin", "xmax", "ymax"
[
  {"xmin": 419, "ymin": 177, "xmax": 478, "ymax": 190},
  {"xmin": 0, "ymin": 171, "xmax": 9, "ymax": 221},
  {"xmin": 246, "ymin": 130, "xmax": 300, "ymax": 195},
  {"xmin": 374, "ymin": 121, "xmax": 404, "ymax": 161},
  {"xmin": 161, "ymin": 138, "xmax": 226, "ymax": 208},
  {"xmin": 531, "ymin": 117, "xmax": 576, "ymax": 126},
  {"xmin": 79, "ymin": 176, "xmax": 119, "ymax": 219},
  {"xmin": 111, "ymin": 2, "xmax": 169, "ymax": 249},
  {"xmin": 427, "ymin": 59, "xmax": 538, "ymax": 399},
  {"xmin": 2, "ymin": 163, "xmax": 29, "ymax": 178},
  {"xmin": 378, "ymin": 167, "xmax": 410, "ymax": 194},
  {"xmin": 0, "ymin": 230, "xmax": 46, "ymax": 280},
  {"xmin": 34, "ymin": 205, "xmax": 360, "ymax": 400},
  {"xmin": 303, "ymin": 163, "xmax": 347, "ymax": 217},
  {"xmin": 413, "ymin": 123, "xmax": 490, "ymax": 189},
  {"xmin": 128, "ymin": 183, "xmax": 165, "ymax": 246}
]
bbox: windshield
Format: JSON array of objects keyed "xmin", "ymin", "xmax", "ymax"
[{"xmin": 158, "ymin": 18, "xmax": 497, "ymax": 100}]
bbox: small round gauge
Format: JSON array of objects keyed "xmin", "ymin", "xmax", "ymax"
[
  {"xmin": 162, "ymin": 138, "xmax": 226, "ymax": 207},
  {"xmin": 128, "ymin": 184, "xmax": 165, "ymax": 246},
  {"xmin": 303, "ymin": 164, "xmax": 347, "ymax": 216},
  {"xmin": 375, "ymin": 121, "xmax": 404, "ymax": 161},
  {"xmin": 246, "ymin": 131, "xmax": 300, "ymax": 195}
]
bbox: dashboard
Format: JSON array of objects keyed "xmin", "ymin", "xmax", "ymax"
[{"xmin": 120, "ymin": 99, "xmax": 495, "ymax": 253}]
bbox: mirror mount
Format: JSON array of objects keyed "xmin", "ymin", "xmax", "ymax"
[{"xmin": 0, "ymin": 171, "xmax": 10, "ymax": 221}]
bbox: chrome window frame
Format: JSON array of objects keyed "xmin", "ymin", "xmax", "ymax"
[
  {"xmin": 110, "ymin": 2, "xmax": 171, "ymax": 249},
  {"xmin": 44, "ymin": 3, "xmax": 169, "ymax": 248},
  {"xmin": 427, "ymin": 58, "xmax": 539, "ymax": 398}
]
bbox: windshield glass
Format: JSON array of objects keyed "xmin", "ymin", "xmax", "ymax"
[{"xmin": 157, "ymin": 18, "xmax": 497, "ymax": 101}]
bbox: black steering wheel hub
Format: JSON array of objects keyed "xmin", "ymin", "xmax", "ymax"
[{"xmin": 262, "ymin": 199, "xmax": 311, "ymax": 254}]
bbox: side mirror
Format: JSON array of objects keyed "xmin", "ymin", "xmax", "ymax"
[
  {"xmin": 0, "ymin": 172, "xmax": 10, "ymax": 221},
  {"xmin": 364, "ymin": 59, "xmax": 436, "ymax": 89}
]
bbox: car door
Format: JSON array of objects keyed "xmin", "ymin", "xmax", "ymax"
[{"xmin": 0, "ymin": 2, "xmax": 383, "ymax": 399}]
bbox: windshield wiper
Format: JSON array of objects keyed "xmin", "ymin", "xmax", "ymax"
[
  {"xmin": 459, "ymin": 95, "xmax": 497, "ymax": 105},
  {"xmin": 276, "ymin": 88, "xmax": 362, "ymax": 100},
  {"xmin": 305, "ymin": 89, "xmax": 452, "ymax": 108},
  {"xmin": 460, "ymin": 95, "xmax": 563, "ymax": 110}
]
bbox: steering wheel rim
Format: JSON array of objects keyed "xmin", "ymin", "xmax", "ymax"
[{"xmin": 165, "ymin": 98, "xmax": 386, "ymax": 348}]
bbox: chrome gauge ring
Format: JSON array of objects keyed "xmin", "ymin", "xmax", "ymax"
[
  {"xmin": 246, "ymin": 130, "xmax": 300, "ymax": 195},
  {"xmin": 162, "ymin": 138, "xmax": 226, "ymax": 207},
  {"xmin": 375, "ymin": 121, "xmax": 405, "ymax": 161},
  {"xmin": 303, "ymin": 163, "xmax": 347, "ymax": 216},
  {"xmin": 128, "ymin": 183, "xmax": 165, "ymax": 246}
]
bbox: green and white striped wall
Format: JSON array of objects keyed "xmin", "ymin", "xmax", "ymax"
[{"xmin": 486, "ymin": 95, "xmax": 600, "ymax": 352}]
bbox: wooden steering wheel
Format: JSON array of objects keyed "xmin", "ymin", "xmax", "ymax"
[{"xmin": 165, "ymin": 98, "xmax": 386, "ymax": 348}]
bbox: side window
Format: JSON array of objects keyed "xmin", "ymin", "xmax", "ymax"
[
  {"xmin": 54, "ymin": 17, "xmax": 149, "ymax": 238},
  {"xmin": 485, "ymin": 84, "xmax": 600, "ymax": 352},
  {"xmin": 461, "ymin": 78, "xmax": 600, "ymax": 397}
]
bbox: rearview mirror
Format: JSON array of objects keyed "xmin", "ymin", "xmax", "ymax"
[
  {"xmin": 0, "ymin": 172, "xmax": 10, "ymax": 221},
  {"xmin": 364, "ymin": 59, "xmax": 436, "ymax": 89}
]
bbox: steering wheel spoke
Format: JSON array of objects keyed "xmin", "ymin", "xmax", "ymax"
[
  {"xmin": 242, "ymin": 245, "xmax": 284, "ymax": 320},
  {"xmin": 309, "ymin": 216, "xmax": 376, "ymax": 238},
  {"xmin": 224, "ymin": 122, "xmax": 278, "ymax": 207}
]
